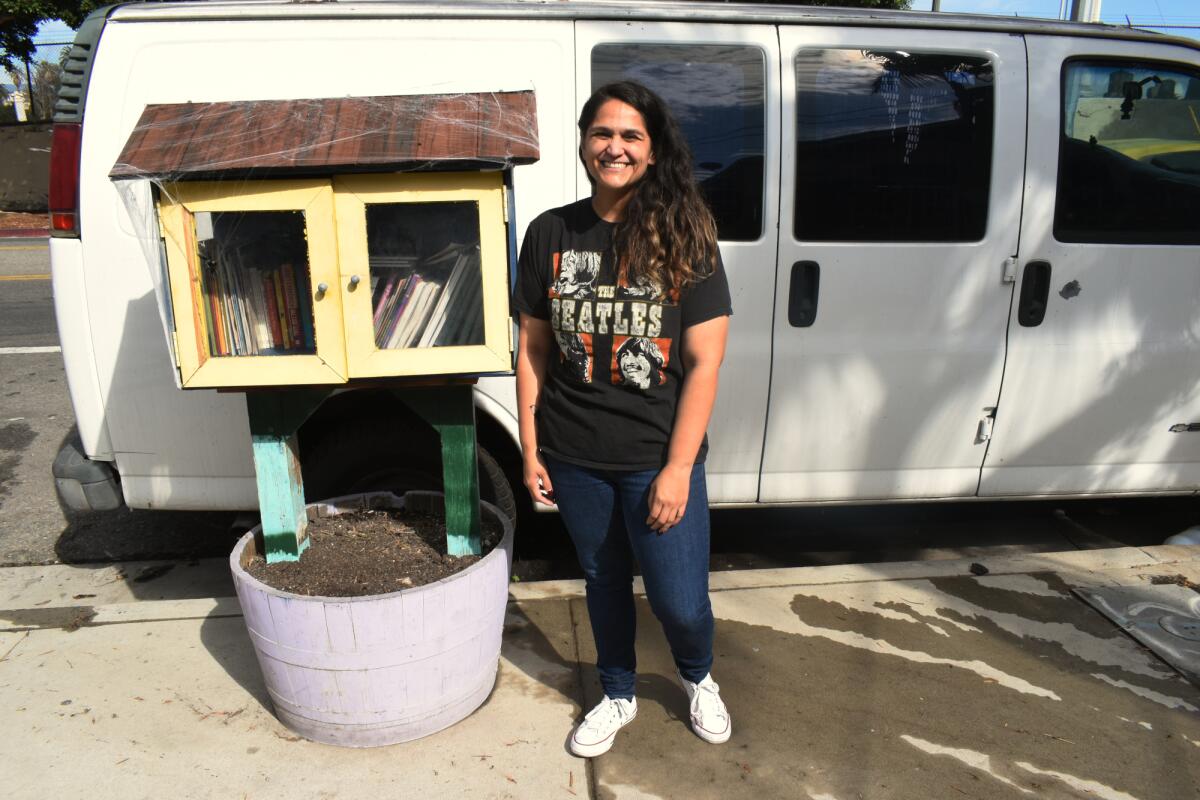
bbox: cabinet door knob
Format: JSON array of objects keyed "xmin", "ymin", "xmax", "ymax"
[
  {"xmin": 316, "ymin": 282, "xmax": 328, "ymax": 295},
  {"xmin": 349, "ymin": 275, "xmax": 361, "ymax": 289}
]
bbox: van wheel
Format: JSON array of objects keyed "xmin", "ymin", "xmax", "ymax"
[{"xmin": 301, "ymin": 418, "xmax": 518, "ymax": 526}]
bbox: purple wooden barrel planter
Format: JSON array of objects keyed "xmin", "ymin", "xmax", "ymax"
[{"xmin": 229, "ymin": 491, "xmax": 514, "ymax": 748}]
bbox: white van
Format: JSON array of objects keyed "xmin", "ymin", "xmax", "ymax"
[{"xmin": 49, "ymin": 0, "xmax": 1200, "ymax": 522}]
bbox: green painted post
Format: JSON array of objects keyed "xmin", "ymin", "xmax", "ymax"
[
  {"xmin": 399, "ymin": 385, "xmax": 481, "ymax": 557},
  {"xmin": 245, "ymin": 390, "xmax": 330, "ymax": 563},
  {"xmin": 250, "ymin": 433, "xmax": 309, "ymax": 562}
]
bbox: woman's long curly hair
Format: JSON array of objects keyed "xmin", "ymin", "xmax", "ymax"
[{"xmin": 578, "ymin": 81, "xmax": 719, "ymax": 292}]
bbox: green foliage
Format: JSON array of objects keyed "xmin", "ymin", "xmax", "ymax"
[
  {"xmin": 30, "ymin": 56, "xmax": 63, "ymax": 119},
  {"xmin": 0, "ymin": 82, "xmax": 17, "ymax": 122},
  {"xmin": 0, "ymin": 1, "xmax": 102, "ymax": 71}
]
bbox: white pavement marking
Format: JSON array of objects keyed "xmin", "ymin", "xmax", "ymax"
[
  {"xmin": 1014, "ymin": 762, "xmax": 1143, "ymax": 800},
  {"xmin": 0, "ymin": 346, "xmax": 61, "ymax": 354},
  {"xmin": 900, "ymin": 734, "xmax": 1033, "ymax": 794}
]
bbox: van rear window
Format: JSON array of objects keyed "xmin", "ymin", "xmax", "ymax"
[
  {"xmin": 1055, "ymin": 59, "xmax": 1200, "ymax": 245},
  {"xmin": 592, "ymin": 44, "xmax": 766, "ymax": 242},
  {"xmin": 793, "ymin": 50, "xmax": 994, "ymax": 243}
]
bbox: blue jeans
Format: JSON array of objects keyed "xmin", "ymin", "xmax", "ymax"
[{"xmin": 544, "ymin": 454, "xmax": 714, "ymax": 700}]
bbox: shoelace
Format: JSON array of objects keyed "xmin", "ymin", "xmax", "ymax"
[
  {"xmin": 581, "ymin": 698, "xmax": 629, "ymax": 732},
  {"xmin": 690, "ymin": 680, "xmax": 728, "ymax": 725}
]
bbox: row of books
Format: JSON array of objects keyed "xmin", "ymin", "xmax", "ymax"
[
  {"xmin": 370, "ymin": 243, "xmax": 484, "ymax": 350},
  {"xmin": 201, "ymin": 255, "xmax": 315, "ymax": 357}
]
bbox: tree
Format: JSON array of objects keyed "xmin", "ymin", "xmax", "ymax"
[
  {"xmin": 0, "ymin": 82, "xmax": 17, "ymax": 123},
  {"xmin": 0, "ymin": 1, "xmax": 101, "ymax": 72},
  {"xmin": 30, "ymin": 53, "xmax": 64, "ymax": 119}
]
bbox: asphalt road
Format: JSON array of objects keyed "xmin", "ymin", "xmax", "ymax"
[
  {"xmin": 0, "ymin": 237, "xmax": 239, "ymax": 567},
  {"xmin": 0, "ymin": 236, "xmax": 1196, "ymax": 573}
]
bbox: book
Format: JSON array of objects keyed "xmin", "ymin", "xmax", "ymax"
[
  {"xmin": 272, "ymin": 271, "xmax": 291, "ymax": 349},
  {"xmin": 263, "ymin": 272, "xmax": 284, "ymax": 350},
  {"xmin": 418, "ymin": 248, "xmax": 468, "ymax": 348},
  {"xmin": 248, "ymin": 268, "xmax": 272, "ymax": 351},
  {"xmin": 281, "ymin": 263, "xmax": 305, "ymax": 350},
  {"xmin": 384, "ymin": 275, "xmax": 420, "ymax": 348}
]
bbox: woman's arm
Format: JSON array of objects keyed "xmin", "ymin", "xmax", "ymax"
[
  {"xmin": 516, "ymin": 313, "xmax": 557, "ymax": 506},
  {"xmin": 646, "ymin": 314, "xmax": 729, "ymax": 532}
]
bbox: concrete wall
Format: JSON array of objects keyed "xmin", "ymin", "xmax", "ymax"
[{"xmin": 0, "ymin": 123, "xmax": 52, "ymax": 212}]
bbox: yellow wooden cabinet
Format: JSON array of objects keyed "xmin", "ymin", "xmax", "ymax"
[
  {"xmin": 333, "ymin": 172, "xmax": 511, "ymax": 378},
  {"xmin": 156, "ymin": 172, "xmax": 513, "ymax": 388}
]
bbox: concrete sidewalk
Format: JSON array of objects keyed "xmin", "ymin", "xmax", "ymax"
[{"xmin": 2, "ymin": 546, "xmax": 1199, "ymax": 800}]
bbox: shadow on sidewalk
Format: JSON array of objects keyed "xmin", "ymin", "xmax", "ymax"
[{"xmin": 198, "ymin": 610, "xmax": 273, "ymax": 712}]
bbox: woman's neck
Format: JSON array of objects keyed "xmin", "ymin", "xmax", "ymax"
[{"xmin": 591, "ymin": 188, "xmax": 633, "ymax": 223}]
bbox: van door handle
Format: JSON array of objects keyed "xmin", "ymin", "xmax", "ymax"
[
  {"xmin": 788, "ymin": 260, "xmax": 820, "ymax": 328},
  {"xmin": 1017, "ymin": 260, "xmax": 1052, "ymax": 327}
]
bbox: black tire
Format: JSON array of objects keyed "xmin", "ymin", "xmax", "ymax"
[{"xmin": 302, "ymin": 417, "xmax": 518, "ymax": 526}]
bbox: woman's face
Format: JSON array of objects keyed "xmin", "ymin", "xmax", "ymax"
[{"xmin": 582, "ymin": 98, "xmax": 655, "ymax": 200}]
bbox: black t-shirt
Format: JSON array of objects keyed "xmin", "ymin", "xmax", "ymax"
[{"xmin": 512, "ymin": 199, "xmax": 732, "ymax": 470}]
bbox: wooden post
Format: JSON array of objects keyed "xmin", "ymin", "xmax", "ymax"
[
  {"xmin": 398, "ymin": 385, "xmax": 482, "ymax": 557},
  {"xmin": 245, "ymin": 390, "xmax": 330, "ymax": 563}
]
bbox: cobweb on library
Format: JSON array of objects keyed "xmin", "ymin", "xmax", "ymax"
[{"xmin": 109, "ymin": 90, "xmax": 538, "ymax": 365}]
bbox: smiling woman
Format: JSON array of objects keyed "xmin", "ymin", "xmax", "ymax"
[{"xmin": 513, "ymin": 80, "xmax": 733, "ymax": 758}]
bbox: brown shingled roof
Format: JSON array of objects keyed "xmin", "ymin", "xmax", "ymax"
[{"xmin": 110, "ymin": 91, "xmax": 539, "ymax": 179}]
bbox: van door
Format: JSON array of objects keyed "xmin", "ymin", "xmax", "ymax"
[
  {"xmin": 576, "ymin": 22, "xmax": 781, "ymax": 503},
  {"xmin": 764, "ymin": 28, "xmax": 1027, "ymax": 502},
  {"xmin": 979, "ymin": 37, "xmax": 1200, "ymax": 497}
]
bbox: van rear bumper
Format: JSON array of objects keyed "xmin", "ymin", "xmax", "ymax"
[{"xmin": 53, "ymin": 439, "xmax": 122, "ymax": 512}]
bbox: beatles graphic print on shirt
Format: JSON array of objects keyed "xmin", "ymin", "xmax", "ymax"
[
  {"xmin": 512, "ymin": 199, "xmax": 732, "ymax": 471},
  {"xmin": 549, "ymin": 248, "xmax": 679, "ymax": 392}
]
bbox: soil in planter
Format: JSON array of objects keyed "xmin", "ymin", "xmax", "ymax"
[{"xmin": 245, "ymin": 509, "xmax": 503, "ymax": 597}]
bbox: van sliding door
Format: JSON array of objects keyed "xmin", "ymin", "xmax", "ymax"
[
  {"xmin": 576, "ymin": 22, "xmax": 781, "ymax": 503},
  {"xmin": 979, "ymin": 37, "xmax": 1200, "ymax": 497},
  {"xmin": 764, "ymin": 28, "xmax": 1027, "ymax": 502}
]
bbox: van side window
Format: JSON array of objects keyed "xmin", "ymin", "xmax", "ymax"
[
  {"xmin": 1055, "ymin": 60, "xmax": 1200, "ymax": 245},
  {"xmin": 592, "ymin": 44, "xmax": 766, "ymax": 242},
  {"xmin": 793, "ymin": 50, "xmax": 994, "ymax": 242}
]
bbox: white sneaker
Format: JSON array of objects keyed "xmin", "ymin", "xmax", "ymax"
[
  {"xmin": 679, "ymin": 673, "xmax": 731, "ymax": 744},
  {"xmin": 569, "ymin": 696, "xmax": 637, "ymax": 757}
]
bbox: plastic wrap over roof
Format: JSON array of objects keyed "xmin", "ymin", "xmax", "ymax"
[{"xmin": 110, "ymin": 91, "xmax": 539, "ymax": 180}]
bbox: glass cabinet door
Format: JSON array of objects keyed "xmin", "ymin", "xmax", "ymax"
[
  {"xmin": 334, "ymin": 172, "xmax": 512, "ymax": 378},
  {"xmin": 158, "ymin": 180, "xmax": 347, "ymax": 387}
]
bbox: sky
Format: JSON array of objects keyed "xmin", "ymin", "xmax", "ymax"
[{"xmin": 913, "ymin": 0, "xmax": 1199, "ymax": 39}]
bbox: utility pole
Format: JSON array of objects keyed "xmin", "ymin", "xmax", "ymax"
[
  {"xmin": 931, "ymin": 0, "xmax": 941, "ymax": 11},
  {"xmin": 1070, "ymin": 0, "xmax": 1102, "ymax": 23},
  {"xmin": 23, "ymin": 56, "xmax": 35, "ymax": 120}
]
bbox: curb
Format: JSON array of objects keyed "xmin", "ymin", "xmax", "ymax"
[{"xmin": 0, "ymin": 228, "xmax": 49, "ymax": 238}]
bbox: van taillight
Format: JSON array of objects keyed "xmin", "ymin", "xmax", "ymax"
[{"xmin": 49, "ymin": 123, "xmax": 82, "ymax": 237}]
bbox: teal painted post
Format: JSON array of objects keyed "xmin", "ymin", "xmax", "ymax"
[
  {"xmin": 400, "ymin": 386, "xmax": 481, "ymax": 556},
  {"xmin": 245, "ymin": 390, "xmax": 329, "ymax": 563},
  {"xmin": 251, "ymin": 433, "xmax": 309, "ymax": 562},
  {"xmin": 438, "ymin": 387, "xmax": 481, "ymax": 557}
]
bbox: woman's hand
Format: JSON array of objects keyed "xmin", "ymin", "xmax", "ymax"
[
  {"xmin": 523, "ymin": 451, "xmax": 556, "ymax": 507},
  {"xmin": 646, "ymin": 463, "xmax": 691, "ymax": 533},
  {"xmin": 516, "ymin": 314, "xmax": 554, "ymax": 506}
]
